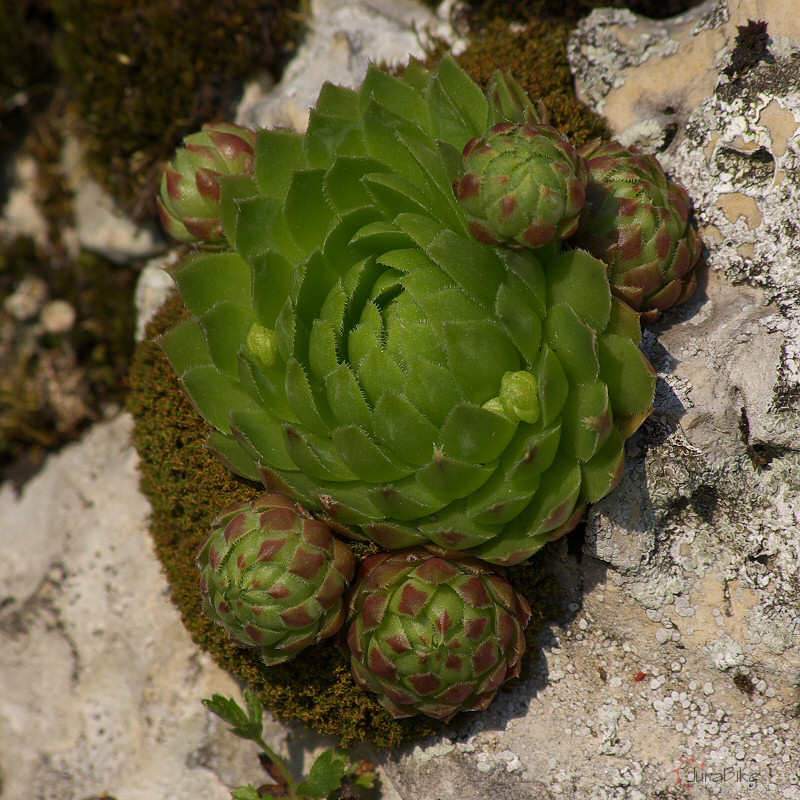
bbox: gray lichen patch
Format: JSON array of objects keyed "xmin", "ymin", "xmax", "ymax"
[
  {"xmin": 588, "ymin": 266, "xmax": 800, "ymax": 682},
  {"xmin": 570, "ymin": 1, "xmax": 800, "ymax": 713},
  {"xmin": 571, "ymin": 3, "xmax": 800, "ymax": 405},
  {"xmin": 567, "ymin": 1, "xmax": 727, "ymax": 140},
  {"xmin": 667, "ymin": 62, "xmax": 800, "ymax": 396}
]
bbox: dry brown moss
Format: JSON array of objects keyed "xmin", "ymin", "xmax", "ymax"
[{"xmin": 0, "ymin": 237, "xmax": 137, "ymax": 476}]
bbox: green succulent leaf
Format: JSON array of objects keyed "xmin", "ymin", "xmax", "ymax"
[
  {"xmin": 543, "ymin": 303, "xmax": 599, "ymax": 385},
  {"xmin": 327, "ymin": 363, "xmax": 373, "ymax": 430},
  {"xmin": 285, "ymin": 169, "xmax": 334, "ymax": 252},
  {"xmin": 465, "ymin": 467, "xmax": 537, "ymax": 524},
  {"xmin": 220, "ymin": 174, "xmax": 259, "ymax": 247},
  {"xmin": 229, "ymin": 407, "xmax": 295, "ymax": 471},
  {"xmin": 598, "ymin": 334, "xmax": 657, "ymax": 417},
  {"xmin": 361, "ymin": 63, "xmax": 430, "ymax": 128},
  {"xmin": 333, "ymin": 424, "xmax": 414, "ymax": 482},
  {"xmin": 285, "ymin": 359, "xmax": 331, "ymax": 434},
  {"xmin": 181, "ymin": 364, "xmax": 261, "ymax": 432},
  {"xmin": 403, "ymin": 357, "xmax": 463, "ymax": 426},
  {"xmin": 445, "ymin": 319, "xmax": 520, "ymax": 404},
  {"xmin": 429, "ymin": 53, "xmax": 489, "ymax": 144},
  {"xmin": 254, "ymin": 127, "xmax": 306, "ymax": 197},
  {"xmin": 365, "ymin": 476, "xmax": 442, "ymax": 520},
  {"xmin": 495, "ymin": 283, "xmax": 543, "ymax": 365},
  {"xmin": 427, "ymin": 230, "xmax": 504, "ymax": 310},
  {"xmin": 234, "ymin": 194, "xmax": 299, "ymax": 263},
  {"xmin": 440, "ymin": 402, "xmax": 517, "ymax": 463},
  {"xmin": 251, "ymin": 250, "xmax": 293, "ymax": 328},
  {"xmin": 580, "ymin": 426, "xmax": 625, "ymax": 502},
  {"xmin": 503, "ymin": 420, "xmax": 561, "ymax": 487},
  {"xmin": 417, "ymin": 452, "xmax": 495, "ymax": 500},
  {"xmin": 169, "ymin": 250, "xmax": 251, "ymax": 317},
  {"xmin": 206, "ymin": 430, "xmax": 263, "ymax": 481},
  {"xmin": 315, "ymin": 81, "xmax": 360, "ymax": 118},
  {"xmin": 200, "ymin": 301, "xmax": 256, "ymax": 378},
  {"xmin": 159, "ymin": 318, "xmax": 213, "ymax": 376},
  {"xmin": 559, "ymin": 381, "xmax": 612, "ymax": 462},
  {"xmin": 372, "ymin": 390, "xmax": 439, "ymax": 465},
  {"xmin": 545, "ymin": 249, "xmax": 611, "ymax": 332},
  {"xmin": 304, "ymin": 109, "xmax": 366, "ymax": 167},
  {"xmin": 607, "ymin": 295, "xmax": 644, "ymax": 344}
]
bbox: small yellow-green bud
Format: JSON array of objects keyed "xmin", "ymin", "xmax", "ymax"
[
  {"xmin": 247, "ymin": 323, "xmax": 277, "ymax": 368},
  {"xmin": 499, "ymin": 370, "xmax": 540, "ymax": 424}
]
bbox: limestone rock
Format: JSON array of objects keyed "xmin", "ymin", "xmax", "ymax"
[
  {"xmin": 0, "ymin": 415, "xmax": 316, "ymax": 799},
  {"xmin": 61, "ymin": 136, "xmax": 165, "ymax": 264},
  {"xmin": 134, "ymin": 253, "xmax": 183, "ymax": 341},
  {"xmin": 236, "ymin": 0, "xmax": 461, "ymax": 132},
  {"xmin": 568, "ymin": 0, "xmax": 800, "ymax": 667},
  {"xmin": 569, "ymin": 0, "xmax": 800, "ymax": 391}
]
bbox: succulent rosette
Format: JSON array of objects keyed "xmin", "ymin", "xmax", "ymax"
[
  {"xmin": 197, "ymin": 492, "xmax": 356, "ymax": 664},
  {"xmin": 572, "ymin": 139, "xmax": 703, "ymax": 323},
  {"xmin": 453, "ymin": 122, "xmax": 589, "ymax": 248},
  {"xmin": 343, "ymin": 548, "xmax": 531, "ymax": 721},
  {"xmin": 158, "ymin": 122, "xmax": 257, "ymax": 245},
  {"xmin": 161, "ymin": 54, "xmax": 656, "ymax": 567}
]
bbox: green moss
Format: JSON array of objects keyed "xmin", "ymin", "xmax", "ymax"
[
  {"xmin": 49, "ymin": 0, "xmax": 302, "ymax": 221},
  {"xmin": 128, "ymin": 293, "xmax": 559, "ymax": 746}
]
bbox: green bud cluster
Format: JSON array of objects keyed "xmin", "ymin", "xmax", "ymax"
[
  {"xmin": 197, "ymin": 493, "xmax": 355, "ymax": 665},
  {"xmin": 573, "ymin": 139, "xmax": 703, "ymax": 324},
  {"xmin": 344, "ymin": 548, "xmax": 530, "ymax": 721}
]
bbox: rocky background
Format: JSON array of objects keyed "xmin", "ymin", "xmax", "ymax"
[{"xmin": 1, "ymin": 0, "xmax": 798, "ymax": 798}]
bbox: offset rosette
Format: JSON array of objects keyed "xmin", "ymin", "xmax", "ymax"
[
  {"xmin": 158, "ymin": 122, "xmax": 257, "ymax": 245},
  {"xmin": 161, "ymin": 55, "xmax": 656, "ymax": 567},
  {"xmin": 572, "ymin": 139, "xmax": 703, "ymax": 324},
  {"xmin": 453, "ymin": 123, "xmax": 589, "ymax": 248},
  {"xmin": 197, "ymin": 493, "xmax": 356, "ymax": 664},
  {"xmin": 343, "ymin": 548, "xmax": 531, "ymax": 721}
]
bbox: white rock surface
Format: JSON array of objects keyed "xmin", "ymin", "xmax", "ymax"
[
  {"xmin": 0, "ymin": 414, "xmax": 346, "ymax": 799},
  {"xmin": 236, "ymin": 0, "xmax": 463, "ymax": 132},
  {"xmin": 3, "ymin": 0, "xmax": 799, "ymax": 799},
  {"xmin": 0, "ymin": 155, "xmax": 50, "ymax": 248},
  {"xmin": 61, "ymin": 136, "xmax": 165, "ymax": 264},
  {"xmin": 134, "ymin": 253, "xmax": 183, "ymax": 341}
]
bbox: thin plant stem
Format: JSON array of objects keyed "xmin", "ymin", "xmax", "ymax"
[{"xmin": 255, "ymin": 735, "xmax": 300, "ymax": 797}]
